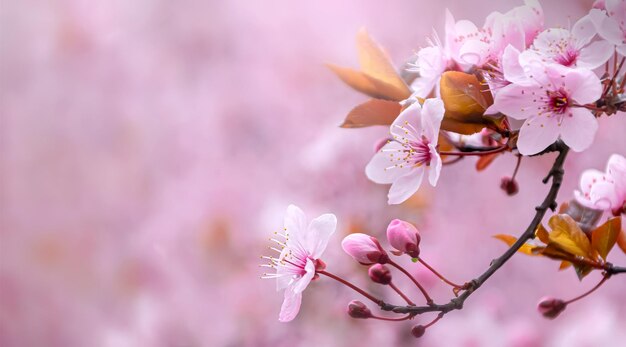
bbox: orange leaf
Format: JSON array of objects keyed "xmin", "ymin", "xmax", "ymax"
[
  {"xmin": 547, "ymin": 214, "xmax": 594, "ymax": 259},
  {"xmin": 340, "ymin": 99, "xmax": 402, "ymax": 128},
  {"xmin": 327, "ymin": 64, "xmax": 410, "ymax": 101},
  {"xmin": 356, "ymin": 28, "xmax": 411, "ymax": 99},
  {"xmin": 493, "ymin": 234, "xmax": 537, "ymax": 256},
  {"xmin": 558, "ymin": 261, "xmax": 572, "ymax": 270},
  {"xmin": 535, "ymin": 224, "xmax": 550, "ymax": 244},
  {"xmin": 591, "ymin": 217, "xmax": 621, "ymax": 260},
  {"xmin": 476, "ymin": 153, "xmax": 499, "ymax": 171},
  {"xmin": 439, "ymin": 71, "xmax": 493, "ymax": 135}
]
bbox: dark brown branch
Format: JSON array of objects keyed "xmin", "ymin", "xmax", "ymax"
[{"xmin": 379, "ymin": 141, "xmax": 571, "ymax": 315}]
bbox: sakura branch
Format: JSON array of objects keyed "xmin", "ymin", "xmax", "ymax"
[{"xmin": 263, "ymin": 0, "xmax": 626, "ymax": 339}]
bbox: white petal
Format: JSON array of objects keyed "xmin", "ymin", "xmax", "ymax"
[
  {"xmin": 420, "ymin": 98, "xmax": 444, "ymax": 141},
  {"xmin": 278, "ymin": 285, "xmax": 303, "ymax": 322},
  {"xmin": 577, "ymin": 40, "xmax": 614, "ymax": 69},
  {"xmin": 284, "ymin": 205, "xmax": 307, "ymax": 244},
  {"xmin": 516, "ymin": 116, "xmax": 560, "ymax": 155},
  {"xmin": 564, "ymin": 69, "xmax": 602, "ymax": 105},
  {"xmin": 427, "ymin": 144, "xmax": 442, "ymax": 187},
  {"xmin": 292, "ymin": 259, "xmax": 315, "ymax": 294},
  {"xmin": 572, "ymin": 15, "xmax": 596, "ymax": 46},
  {"xmin": 388, "ymin": 168, "xmax": 424, "ymax": 205},
  {"xmin": 490, "ymin": 84, "xmax": 543, "ymax": 120},
  {"xmin": 306, "ymin": 213, "xmax": 337, "ymax": 259},
  {"xmin": 366, "ymin": 141, "xmax": 412, "ymax": 184},
  {"xmin": 559, "ymin": 108, "xmax": 598, "ymax": 152},
  {"xmin": 391, "ymin": 102, "xmax": 422, "ymax": 140}
]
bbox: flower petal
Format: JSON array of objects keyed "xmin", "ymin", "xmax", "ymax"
[
  {"xmin": 366, "ymin": 141, "xmax": 412, "ymax": 184},
  {"xmin": 516, "ymin": 116, "xmax": 560, "ymax": 155},
  {"xmin": 559, "ymin": 108, "xmax": 598, "ymax": 152},
  {"xmin": 502, "ymin": 45, "xmax": 526, "ymax": 85},
  {"xmin": 564, "ymin": 69, "xmax": 602, "ymax": 105},
  {"xmin": 391, "ymin": 102, "xmax": 422, "ymax": 140},
  {"xmin": 420, "ymin": 98, "xmax": 444, "ymax": 141},
  {"xmin": 306, "ymin": 213, "xmax": 337, "ymax": 259},
  {"xmin": 293, "ymin": 259, "xmax": 315, "ymax": 294},
  {"xmin": 490, "ymin": 84, "xmax": 543, "ymax": 120},
  {"xmin": 572, "ymin": 14, "xmax": 596, "ymax": 46},
  {"xmin": 284, "ymin": 205, "xmax": 307, "ymax": 245},
  {"xmin": 427, "ymin": 144, "xmax": 442, "ymax": 186},
  {"xmin": 577, "ymin": 40, "xmax": 614, "ymax": 69},
  {"xmin": 388, "ymin": 168, "xmax": 424, "ymax": 205},
  {"xmin": 279, "ymin": 285, "xmax": 303, "ymax": 322}
]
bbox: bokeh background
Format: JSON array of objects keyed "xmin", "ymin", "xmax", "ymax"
[{"xmin": 1, "ymin": 0, "xmax": 625, "ymax": 346}]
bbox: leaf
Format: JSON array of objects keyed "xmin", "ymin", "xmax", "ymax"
[
  {"xmin": 493, "ymin": 234, "xmax": 537, "ymax": 256},
  {"xmin": 439, "ymin": 71, "xmax": 494, "ymax": 135},
  {"xmin": 547, "ymin": 214, "xmax": 594, "ymax": 259},
  {"xmin": 535, "ymin": 224, "xmax": 550, "ymax": 244},
  {"xmin": 327, "ymin": 29, "xmax": 412, "ymax": 101},
  {"xmin": 558, "ymin": 261, "xmax": 572, "ymax": 271},
  {"xmin": 574, "ymin": 264, "xmax": 593, "ymax": 281},
  {"xmin": 476, "ymin": 153, "xmax": 499, "ymax": 171},
  {"xmin": 591, "ymin": 217, "xmax": 621, "ymax": 260},
  {"xmin": 327, "ymin": 64, "xmax": 410, "ymax": 101},
  {"xmin": 340, "ymin": 99, "xmax": 402, "ymax": 128},
  {"xmin": 356, "ymin": 28, "xmax": 412, "ymax": 98},
  {"xmin": 539, "ymin": 244, "xmax": 576, "ymax": 260}
]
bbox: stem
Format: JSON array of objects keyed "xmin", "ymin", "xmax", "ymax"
[
  {"xmin": 381, "ymin": 141, "xmax": 571, "ymax": 315},
  {"xmin": 417, "ymin": 257, "xmax": 464, "ymax": 288},
  {"xmin": 318, "ymin": 270, "xmax": 383, "ymax": 306},
  {"xmin": 439, "ymin": 145, "xmax": 507, "ymax": 157},
  {"xmin": 389, "ymin": 281, "xmax": 415, "ymax": 305},
  {"xmin": 564, "ymin": 274, "xmax": 610, "ymax": 305},
  {"xmin": 369, "ymin": 314, "xmax": 413, "ymax": 322},
  {"xmin": 511, "ymin": 154, "xmax": 522, "ymax": 180},
  {"xmin": 387, "ymin": 260, "xmax": 434, "ymax": 305},
  {"xmin": 424, "ymin": 312, "xmax": 444, "ymax": 328}
]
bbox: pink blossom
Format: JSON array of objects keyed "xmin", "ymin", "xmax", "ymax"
[
  {"xmin": 575, "ymin": 154, "xmax": 626, "ymax": 215},
  {"xmin": 590, "ymin": 0, "xmax": 626, "ymax": 56},
  {"xmin": 261, "ymin": 205, "xmax": 337, "ymax": 322},
  {"xmin": 341, "ymin": 233, "xmax": 388, "ymax": 265},
  {"xmin": 520, "ymin": 15, "xmax": 613, "ymax": 69},
  {"xmin": 489, "ymin": 63, "xmax": 601, "ymax": 155},
  {"xmin": 365, "ymin": 98, "xmax": 444, "ymax": 204},
  {"xmin": 409, "ymin": 41, "xmax": 450, "ymax": 98},
  {"xmin": 386, "ymin": 219, "xmax": 421, "ymax": 258}
]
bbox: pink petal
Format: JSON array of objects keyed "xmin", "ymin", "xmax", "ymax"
[
  {"xmin": 420, "ymin": 98, "xmax": 444, "ymax": 141},
  {"xmin": 391, "ymin": 102, "xmax": 422, "ymax": 140},
  {"xmin": 598, "ymin": 15, "xmax": 624, "ymax": 45},
  {"xmin": 292, "ymin": 259, "xmax": 315, "ymax": 294},
  {"xmin": 459, "ymin": 40, "xmax": 489, "ymax": 66},
  {"xmin": 577, "ymin": 40, "xmax": 614, "ymax": 69},
  {"xmin": 516, "ymin": 116, "xmax": 560, "ymax": 155},
  {"xmin": 388, "ymin": 168, "xmax": 424, "ymax": 205},
  {"xmin": 306, "ymin": 213, "xmax": 337, "ymax": 259},
  {"xmin": 427, "ymin": 144, "xmax": 442, "ymax": 187},
  {"xmin": 279, "ymin": 285, "xmax": 303, "ymax": 322},
  {"xmin": 572, "ymin": 15, "xmax": 596, "ymax": 46},
  {"xmin": 564, "ymin": 69, "xmax": 602, "ymax": 105},
  {"xmin": 490, "ymin": 84, "xmax": 543, "ymax": 120},
  {"xmin": 366, "ymin": 141, "xmax": 412, "ymax": 184},
  {"xmin": 590, "ymin": 181, "xmax": 619, "ymax": 210},
  {"xmin": 502, "ymin": 45, "xmax": 526, "ymax": 84},
  {"xmin": 284, "ymin": 205, "xmax": 307, "ymax": 243},
  {"xmin": 559, "ymin": 108, "xmax": 598, "ymax": 152}
]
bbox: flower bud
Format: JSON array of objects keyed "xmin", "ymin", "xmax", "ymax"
[
  {"xmin": 500, "ymin": 176, "xmax": 519, "ymax": 196},
  {"xmin": 347, "ymin": 300, "xmax": 371, "ymax": 319},
  {"xmin": 537, "ymin": 297, "xmax": 566, "ymax": 319},
  {"xmin": 411, "ymin": 325, "xmax": 426, "ymax": 338},
  {"xmin": 341, "ymin": 233, "xmax": 389, "ymax": 265},
  {"xmin": 368, "ymin": 264, "xmax": 392, "ymax": 285},
  {"xmin": 386, "ymin": 219, "xmax": 421, "ymax": 258}
]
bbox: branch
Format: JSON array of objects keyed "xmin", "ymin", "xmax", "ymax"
[{"xmin": 380, "ymin": 141, "xmax": 571, "ymax": 315}]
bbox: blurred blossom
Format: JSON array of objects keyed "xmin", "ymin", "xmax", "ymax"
[{"xmin": 1, "ymin": 1, "xmax": 625, "ymax": 347}]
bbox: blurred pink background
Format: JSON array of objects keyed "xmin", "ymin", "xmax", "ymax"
[{"xmin": 1, "ymin": 0, "xmax": 625, "ymax": 346}]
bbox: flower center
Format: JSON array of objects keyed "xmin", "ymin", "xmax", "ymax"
[
  {"xmin": 547, "ymin": 89, "xmax": 570, "ymax": 114},
  {"xmin": 554, "ymin": 48, "xmax": 578, "ymax": 67},
  {"xmin": 405, "ymin": 136, "xmax": 433, "ymax": 167}
]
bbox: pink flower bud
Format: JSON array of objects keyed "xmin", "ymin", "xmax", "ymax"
[
  {"xmin": 386, "ymin": 219, "xmax": 421, "ymax": 258},
  {"xmin": 411, "ymin": 325, "xmax": 426, "ymax": 338},
  {"xmin": 500, "ymin": 176, "xmax": 519, "ymax": 196},
  {"xmin": 368, "ymin": 264, "xmax": 392, "ymax": 285},
  {"xmin": 537, "ymin": 297, "xmax": 566, "ymax": 319},
  {"xmin": 347, "ymin": 300, "xmax": 371, "ymax": 319},
  {"xmin": 341, "ymin": 233, "xmax": 388, "ymax": 265}
]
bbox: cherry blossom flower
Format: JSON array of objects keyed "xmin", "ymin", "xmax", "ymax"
[
  {"xmin": 365, "ymin": 98, "xmax": 444, "ymax": 204},
  {"xmin": 590, "ymin": 0, "xmax": 626, "ymax": 56},
  {"xmin": 261, "ymin": 205, "xmax": 337, "ymax": 322},
  {"xmin": 489, "ymin": 62, "xmax": 602, "ymax": 155},
  {"xmin": 520, "ymin": 15, "xmax": 613, "ymax": 69},
  {"xmin": 386, "ymin": 219, "xmax": 421, "ymax": 258},
  {"xmin": 409, "ymin": 38, "xmax": 451, "ymax": 98},
  {"xmin": 575, "ymin": 154, "xmax": 626, "ymax": 215}
]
